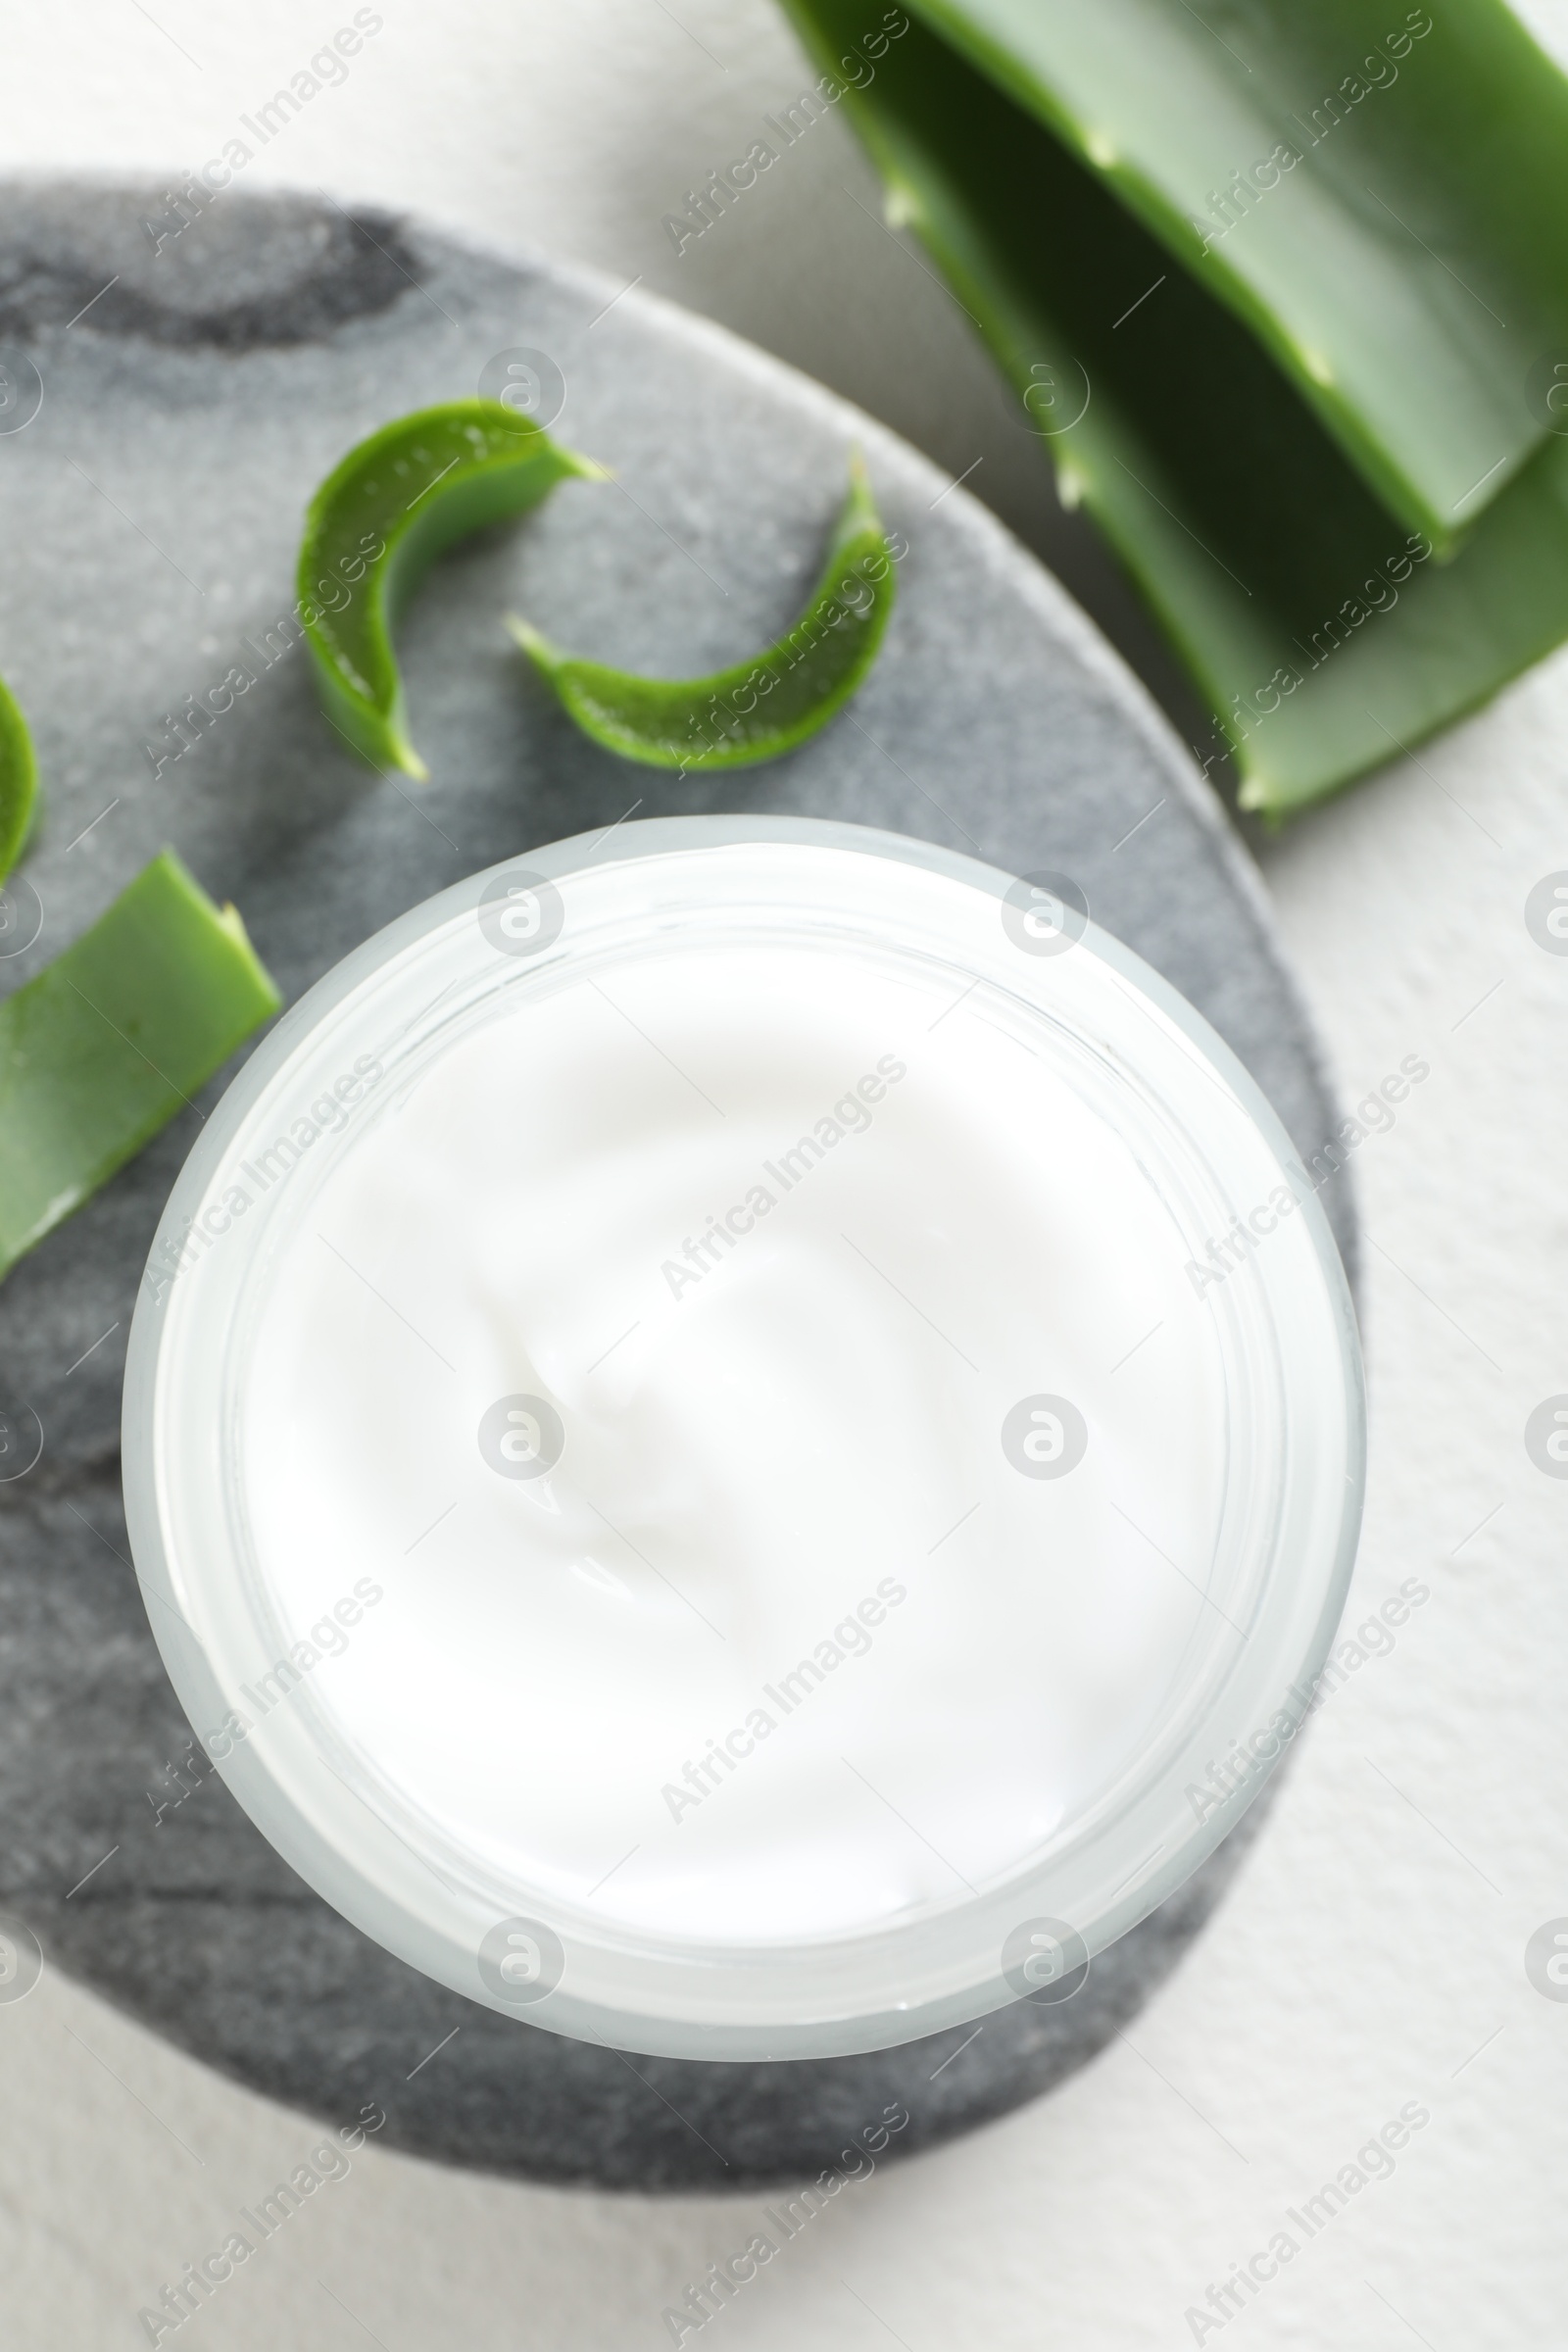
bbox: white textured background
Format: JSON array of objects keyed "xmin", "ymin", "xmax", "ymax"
[{"xmin": 5, "ymin": 3, "xmax": 1567, "ymax": 2345}]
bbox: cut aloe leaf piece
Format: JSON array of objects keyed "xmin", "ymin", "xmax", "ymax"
[
  {"xmin": 784, "ymin": 0, "xmax": 1568, "ymax": 814},
  {"xmin": 299, "ymin": 400, "xmax": 607, "ymax": 778},
  {"xmin": 510, "ymin": 456, "xmax": 897, "ymax": 768},
  {"xmin": 0, "ymin": 851, "xmax": 281, "ymax": 1283},
  {"xmin": 896, "ymin": 0, "xmax": 1568, "ymax": 550},
  {"xmin": 0, "ymin": 671, "xmax": 38, "ymax": 881}
]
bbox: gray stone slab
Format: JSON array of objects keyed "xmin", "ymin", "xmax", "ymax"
[{"xmin": 0, "ymin": 180, "xmax": 1353, "ymax": 2188}]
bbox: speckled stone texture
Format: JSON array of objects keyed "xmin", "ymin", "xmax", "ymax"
[{"xmin": 0, "ymin": 182, "xmax": 1352, "ymax": 2188}]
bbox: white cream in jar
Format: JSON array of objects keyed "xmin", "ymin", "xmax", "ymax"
[{"xmin": 125, "ymin": 819, "xmax": 1363, "ymax": 2058}]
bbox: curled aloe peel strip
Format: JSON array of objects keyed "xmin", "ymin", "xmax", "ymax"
[
  {"xmin": 784, "ymin": 0, "xmax": 1568, "ymax": 816},
  {"xmin": 299, "ymin": 399, "xmax": 608, "ymax": 779},
  {"xmin": 0, "ymin": 851, "xmax": 281, "ymax": 1285},
  {"xmin": 510, "ymin": 456, "xmax": 897, "ymax": 770}
]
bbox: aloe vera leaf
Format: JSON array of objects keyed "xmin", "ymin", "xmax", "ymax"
[
  {"xmin": 0, "ymin": 671, "xmax": 37, "ymax": 881},
  {"xmin": 509, "ymin": 457, "xmax": 897, "ymax": 770},
  {"xmin": 0, "ymin": 851, "xmax": 281, "ymax": 1283},
  {"xmin": 299, "ymin": 400, "xmax": 608, "ymax": 779},
  {"xmin": 784, "ymin": 0, "xmax": 1568, "ymax": 814},
  {"xmin": 895, "ymin": 0, "xmax": 1568, "ymax": 550}
]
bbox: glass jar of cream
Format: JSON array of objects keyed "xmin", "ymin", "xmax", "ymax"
[{"xmin": 122, "ymin": 815, "xmax": 1363, "ymax": 2062}]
